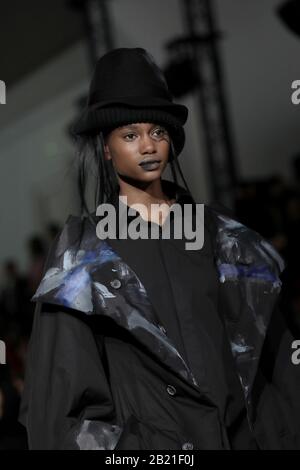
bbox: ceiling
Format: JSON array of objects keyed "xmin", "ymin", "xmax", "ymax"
[{"xmin": 0, "ymin": 0, "xmax": 84, "ymax": 87}]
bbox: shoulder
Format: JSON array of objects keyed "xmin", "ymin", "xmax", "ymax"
[
  {"xmin": 203, "ymin": 203, "xmax": 285, "ymax": 281},
  {"xmin": 31, "ymin": 213, "xmax": 114, "ymax": 314}
]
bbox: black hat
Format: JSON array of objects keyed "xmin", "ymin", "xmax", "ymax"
[{"xmin": 72, "ymin": 47, "xmax": 188, "ymax": 158}]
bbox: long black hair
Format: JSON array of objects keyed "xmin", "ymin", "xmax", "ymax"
[{"xmin": 72, "ymin": 127, "xmax": 192, "ymax": 227}]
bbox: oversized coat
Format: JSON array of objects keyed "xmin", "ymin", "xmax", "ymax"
[{"xmin": 19, "ymin": 196, "xmax": 300, "ymax": 450}]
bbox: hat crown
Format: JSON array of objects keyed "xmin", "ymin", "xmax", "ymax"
[
  {"xmin": 88, "ymin": 47, "xmax": 173, "ymax": 106},
  {"xmin": 72, "ymin": 47, "xmax": 188, "ymax": 157}
]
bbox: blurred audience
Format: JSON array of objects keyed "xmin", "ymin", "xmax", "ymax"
[
  {"xmin": 235, "ymin": 174, "xmax": 300, "ymax": 332},
  {"xmin": 0, "ymin": 221, "xmax": 61, "ymax": 449},
  {"xmin": 26, "ymin": 236, "xmax": 47, "ymax": 297}
]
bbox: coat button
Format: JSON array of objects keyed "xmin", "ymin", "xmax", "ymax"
[
  {"xmin": 182, "ymin": 442, "xmax": 193, "ymax": 450},
  {"xmin": 166, "ymin": 384, "xmax": 176, "ymax": 396},
  {"xmin": 110, "ymin": 279, "xmax": 121, "ymax": 289}
]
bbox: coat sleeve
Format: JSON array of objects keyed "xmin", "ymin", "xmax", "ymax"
[
  {"xmin": 19, "ymin": 301, "xmax": 123, "ymax": 450},
  {"xmin": 256, "ymin": 296, "xmax": 300, "ymax": 449}
]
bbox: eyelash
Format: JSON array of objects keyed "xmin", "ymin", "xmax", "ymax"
[{"xmin": 123, "ymin": 128, "xmax": 166, "ymax": 140}]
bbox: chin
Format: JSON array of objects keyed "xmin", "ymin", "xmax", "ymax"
[
  {"xmin": 138, "ymin": 170, "xmax": 164, "ymax": 182},
  {"xmin": 138, "ymin": 163, "xmax": 167, "ymax": 180},
  {"xmin": 118, "ymin": 170, "xmax": 163, "ymax": 187}
]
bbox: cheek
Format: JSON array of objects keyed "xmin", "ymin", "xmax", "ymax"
[
  {"xmin": 159, "ymin": 141, "xmax": 171, "ymax": 161},
  {"xmin": 110, "ymin": 144, "xmax": 138, "ymax": 170}
]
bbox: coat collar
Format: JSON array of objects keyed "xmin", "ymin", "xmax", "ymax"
[
  {"xmin": 32, "ymin": 205, "xmax": 200, "ymax": 390},
  {"xmin": 32, "ymin": 185, "xmax": 285, "ymax": 415}
]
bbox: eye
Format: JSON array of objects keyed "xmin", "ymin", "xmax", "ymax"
[
  {"xmin": 123, "ymin": 133, "xmax": 136, "ymax": 141},
  {"xmin": 152, "ymin": 127, "xmax": 167, "ymax": 137}
]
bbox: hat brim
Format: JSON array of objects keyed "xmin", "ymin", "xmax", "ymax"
[
  {"xmin": 72, "ymin": 97, "xmax": 188, "ymax": 132},
  {"xmin": 71, "ymin": 100, "xmax": 187, "ymax": 158}
]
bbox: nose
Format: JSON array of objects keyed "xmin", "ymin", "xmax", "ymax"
[{"xmin": 139, "ymin": 133, "xmax": 157, "ymax": 154}]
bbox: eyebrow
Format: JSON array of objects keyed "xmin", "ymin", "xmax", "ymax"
[{"xmin": 119, "ymin": 123, "xmax": 159, "ymax": 130}]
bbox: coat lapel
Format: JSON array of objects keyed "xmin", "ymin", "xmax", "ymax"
[{"xmin": 32, "ymin": 214, "xmax": 199, "ymax": 390}]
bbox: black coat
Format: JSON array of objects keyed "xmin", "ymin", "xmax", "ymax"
[{"xmin": 19, "ymin": 195, "xmax": 300, "ymax": 450}]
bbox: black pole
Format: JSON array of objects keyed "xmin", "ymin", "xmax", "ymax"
[
  {"xmin": 68, "ymin": 0, "xmax": 115, "ymax": 69},
  {"xmin": 180, "ymin": 0, "xmax": 239, "ymax": 207}
]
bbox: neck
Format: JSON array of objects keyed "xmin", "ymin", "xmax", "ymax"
[{"xmin": 118, "ymin": 177, "xmax": 172, "ymax": 208}]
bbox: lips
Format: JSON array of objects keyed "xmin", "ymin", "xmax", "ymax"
[
  {"xmin": 139, "ymin": 159, "xmax": 162, "ymax": 171},
  {"xmin": 139, "ymin": 159, "xmax": 161, "ymax": 166}
]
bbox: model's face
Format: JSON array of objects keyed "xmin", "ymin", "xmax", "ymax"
[{"xmin": 103, "ymin": 122, "xmax": 170, "ymax": 183}]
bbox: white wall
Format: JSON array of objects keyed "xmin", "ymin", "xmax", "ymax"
[{"xmin": 0, "ymin": 0, "xmax": 299, "ymax": 271}]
